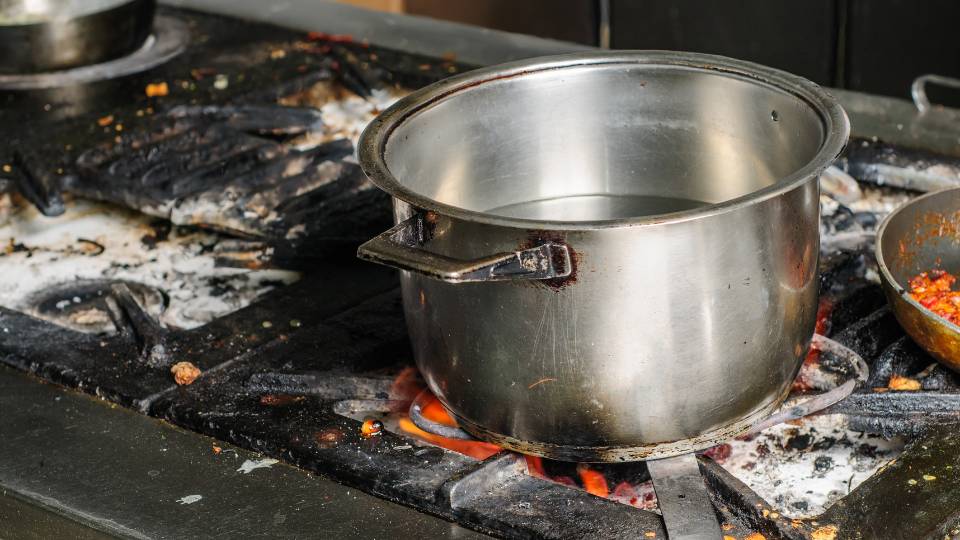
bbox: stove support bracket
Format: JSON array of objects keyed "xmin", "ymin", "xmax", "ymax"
[{"xmin": 647, "ymin": 453, "xmax": 723, "ymax": 540}]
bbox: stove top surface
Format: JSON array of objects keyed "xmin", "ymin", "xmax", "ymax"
[{"xmin": 3, "ymin": 5, "xmax": 960, "ymax": 540}]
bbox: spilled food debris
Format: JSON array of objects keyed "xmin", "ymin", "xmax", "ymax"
[
  {"xmin": 176, "ymin": 494, "xmax": 203, "ymax": 505},
  {"xmin": 170, "ymin": 361, "xmax": 201, "ymax": 386},
  {"xmin": 236, "ymin": 458, "xmax": 279, "ymax": 474},
  {"xmin": 0, "ymin": 198, "xmax": 299, "ymax": 330}
]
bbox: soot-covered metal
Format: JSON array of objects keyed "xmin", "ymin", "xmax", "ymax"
[{"xmin": 4, "ymin": 5, "xmax": 960, "ymax": 539}]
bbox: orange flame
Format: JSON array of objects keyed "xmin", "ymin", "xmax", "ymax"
[
  {"xmin": 392, "ymin": 375, "xmax": 632, "ymax": 507},
  {"xmin": 815, "ymin": 297, "xmax": 834, "ymax": 335},
  {"xmin": 397, "ymin": 417, "xmax": 501, "ymax": 460},
  {"xmin": 524, "ymin": 455, "xmax": 546, "ymax": 478},
  {"xmin": 389, "ymin": 366, "xmax": 421, "ymax": 401},
  {"xmin": 792, "ymin": 297, "xmax": 835, "ymax": 393},
  {"xmin": 396, "ymin": 390, "xmax": 501, "ymax": 460},
  {"xmin": 577, "ymin": 464, "xmax": 610, "ymax": 498}
]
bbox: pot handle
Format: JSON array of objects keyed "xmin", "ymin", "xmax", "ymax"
[{"xmin": 357, "ymin": 216, "xmax": 572, "ymax": 283}]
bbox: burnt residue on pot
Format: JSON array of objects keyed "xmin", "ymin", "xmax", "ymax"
[{"xmin": 522, "ymin": 231, "xmax": 579, "ymax": 290}]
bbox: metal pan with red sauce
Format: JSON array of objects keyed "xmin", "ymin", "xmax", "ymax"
[{"xmin": 876, "ymin": 187, "xmax": 960, "ymax": 371}]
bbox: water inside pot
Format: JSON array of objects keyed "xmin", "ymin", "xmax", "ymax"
[{"xmin": 485, "ymin": 194, "xmax": 709, "ymax": 220}]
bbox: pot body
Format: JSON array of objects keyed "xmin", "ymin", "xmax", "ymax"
[
  {"xmin": 393, "ymin": 181, "xmax": 819, "ymax": 461},
  {"xmin": 358, "ymin": 51, "xmax": 848, "ymax": 461}
]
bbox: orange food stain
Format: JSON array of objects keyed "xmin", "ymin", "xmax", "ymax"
[{"xmin": 577, "ymin": 464, "xmax": 610, "ymax": 498}]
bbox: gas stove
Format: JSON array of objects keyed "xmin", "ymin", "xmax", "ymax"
[{"xmin": 3, "ymin": 3, "xmax": 960, "ymax": 540}]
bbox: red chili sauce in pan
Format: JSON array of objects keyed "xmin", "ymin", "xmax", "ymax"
[{"xmin": 909, "ymin": 269, "xmax": 960, "ymax": 325}]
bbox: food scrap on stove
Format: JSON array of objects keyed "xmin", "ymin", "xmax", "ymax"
[
  {"xmin": 145, "ymin": 82, "xmax": 170, "ymax": 97},
  {"xmin": 887, "ymin": 374, "xmax": 922, "ymax": 391},
  {"xmin": 170, "ymin": 361, "xmax": 201, "ymax": 386}
]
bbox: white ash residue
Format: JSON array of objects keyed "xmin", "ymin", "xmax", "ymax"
[
  {"xmin": 282, "ymin": 83, "xmax": 405, "ymax": 151},
  {"xmin": 845, "ymin": 186, "xmax": 912, "ymax": 216},
  {"xmin": 819, "ymin": 183, "xmax": 913, "ymax": 256},
  {"xmin": 821, "ymin": 185, "xmax": 912, "ymax": 220},
  {"xmin": 717, "ymin": 414, "xmax": 904, "ymax": 518},
  {"xmin": 0, "ymin": 198, "xmax": 299, "ymax": 330}
]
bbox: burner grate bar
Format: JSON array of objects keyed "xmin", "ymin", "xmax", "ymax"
[{"xmin": 647, "ymin": 454, "xmax": 723, "ymax": 540}]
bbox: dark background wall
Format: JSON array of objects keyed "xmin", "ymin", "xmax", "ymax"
[{"xmin": 403, "ymin": 0, "xmax": 960, "ymax": 101}]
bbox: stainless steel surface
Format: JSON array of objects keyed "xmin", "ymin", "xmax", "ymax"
[
  {"xmin": 876, "ymin": 187, "xmax": 960, "ymax": 372},
  {"xmin": 358, "ymin": 51, "xmax": 849, "ymax": 462},
  {"xmin": 0, "ymin": 366, "xmax": 487, "ymax": 539},
  {"xmin": 0, "ymin": 0, "xmax": 126, "ymax": 22},
  {"xmin": 646, "ymin": 454, "xmax": 723, "ymax": 540},
  {"xmin": 0, "ymin": 14, "xmax": 186, "ymax": 90},
  {"xmin": 360, "ymin": 216, "xmax": 571, "ymax": 283},
  {"xmin": 912, "ymin": 74, "xmax": 960, "ymax": 114},
  {"xmin": 0, "ymin": 0, "xmax": 155, "ymax": 74}
]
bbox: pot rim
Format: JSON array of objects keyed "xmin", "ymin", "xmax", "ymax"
[{"xmin": 358, "ymin": 50, "xmax": 850, "ymax": 231}]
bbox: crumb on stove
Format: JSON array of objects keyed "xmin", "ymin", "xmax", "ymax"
[
  {"xmin": 212, "ymin": 445, "xmax": 222, "ymax": 454},
  {"xmin": 68, "ymin": 308, "xmax": 111, "ymax": 326},
  {"xmin": 811, "ymin": 524, "xmax": 838, "ymax": 540},
  {"xmin": 170, "ymin": 361, "xmax": 201, "ymax": 385},
  {"xmin": 745, "ymin": 533, "xmax": 767, "ymax": 540},
  {"xmin": 888, "ymin": 375, "xmax": 922, "ymax": 391},
  {"xmin": 145, "ymin": 82, "xmax": 169, "ymax": 97},
  {"xmin": 97, "ymin": 115, "xmax": 114, "ymax": 127}
]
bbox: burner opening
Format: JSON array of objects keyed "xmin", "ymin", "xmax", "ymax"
[
  {"xmin": 25, "ymin": 279, "xmax": 165, "ymax": 334},
  {"xmin": 0, "ymin": 15, "xmax": 189, "ymax": 90}
]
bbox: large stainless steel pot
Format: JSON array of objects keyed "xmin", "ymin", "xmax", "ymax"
[{"xmin": 358, "ymin": 51, "xmax": 849, "ymax": 462}]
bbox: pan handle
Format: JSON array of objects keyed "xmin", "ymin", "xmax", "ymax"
[
  {"xmin": 911, "ymin": 74, "xmax": 960, "ymax": 113},
  {"xmin": 357, "ymin": 215, "xmax": 572, "ymax": 283}
]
